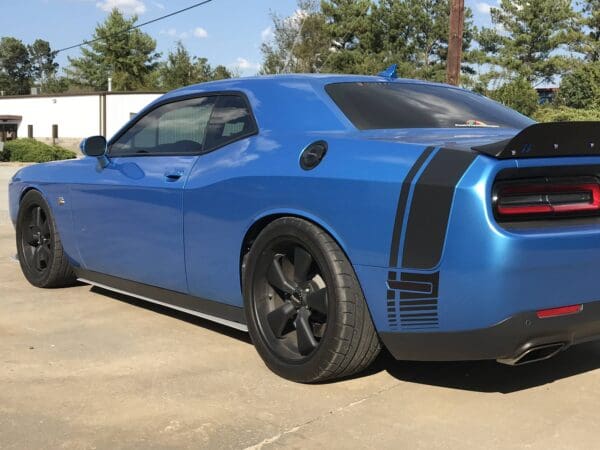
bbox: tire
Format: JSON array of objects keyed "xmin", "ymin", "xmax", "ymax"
[
  {"xmin": 243, "ymin": 217, "xmax": 381, "ymax": 383},
  {"xmin": 16, "ymin": 190, "xmax": 76, "ymax": 288}
]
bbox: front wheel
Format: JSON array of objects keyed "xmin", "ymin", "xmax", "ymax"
[
  {"xmin": 243, "ymin": 217, "xmax": 380, "ymax": 383},
  {"xmin": 16, "ymin": 190, "xmax": 75, "ymax": 288}
]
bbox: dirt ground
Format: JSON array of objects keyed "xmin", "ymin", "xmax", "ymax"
[{"xmin": 2, "ymin": 162, "xmax": 600, "ymax": 449}]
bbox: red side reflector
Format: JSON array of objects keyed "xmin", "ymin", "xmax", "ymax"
[{"xmin": 536, "ymin": 304, "xmax": 582, "ymax": 319}]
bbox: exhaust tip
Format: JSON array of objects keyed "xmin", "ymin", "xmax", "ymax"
[{"xmin": 497, "ymin": 342, "xmax": 566, "ymax": 366}]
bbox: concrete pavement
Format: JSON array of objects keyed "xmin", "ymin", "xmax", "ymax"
[{"xmin": 2, "ymin": 162, "xmax": 600, "ymax": 449}]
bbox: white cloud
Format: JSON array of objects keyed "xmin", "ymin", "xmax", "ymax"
[
  {"xmin": 96, "ymin": 0, "xmax": 147, "ymax": 14},
  {"xmin": 160, "ymin": 28, "xmax": 178, "ymax": 37},
  {"xmin": 229, "ymin": 56, "xmax": 260, "ymax": 76},
  {"xmin": 476, "ymin": 2, "xmax": 492, "ymax": 13},
  {"xmin": 261, "ymin": 26, "xmax": 274, "ymax": 42},
  {"xmin": 235, "ymin": 57, "xmax": 260, "ymax": 71},
  {"xmin": 193, "ymin": 27, "xmax": 208, "ymax": 39}
]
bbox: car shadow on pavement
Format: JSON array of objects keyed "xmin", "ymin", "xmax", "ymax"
[
  {"xmin": 89, "ymin": 286, "xmax": 253, "ymax": 345},
  {"xmin": 86, "ymin": 286, "xmax": 600, "ymax": 392},
  {"xmin": 374, "ymin": 342, "xmax": 600, "ymax": 394}
]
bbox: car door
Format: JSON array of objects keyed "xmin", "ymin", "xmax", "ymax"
[{"xmin": 71, "ymin": 95, "xmax": 217, "ymax": 293}]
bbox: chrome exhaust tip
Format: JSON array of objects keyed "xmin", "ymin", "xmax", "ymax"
[{"xmin": 497, "ymin": 343, "xmax": 566, "ymax": 366}]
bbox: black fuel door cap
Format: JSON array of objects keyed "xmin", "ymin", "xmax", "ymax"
[{"xmin": 300, "ymin": 141, "xmax": 328, "ymax": 170}]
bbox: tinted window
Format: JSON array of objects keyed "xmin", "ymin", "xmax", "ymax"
[
  {"xmin": 204, "ymin": 95, "xmax": 256, "ymax": 151},
  {"xmin": 326, "ymin": 82, "xmax": 534, "ymax": 130},
  {"xmin": 111, "ymin": 96, "xmax": 216, "ymax": 156}
]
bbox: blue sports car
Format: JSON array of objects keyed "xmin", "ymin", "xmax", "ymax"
[{"xmin": 9, "ymin": 71, "xmax": 600, "ymax": 382}]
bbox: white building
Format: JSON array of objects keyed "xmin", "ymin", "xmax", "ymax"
[{"xmin": 0, "ymin": 92, "xmax": 163, "ymax": 149}]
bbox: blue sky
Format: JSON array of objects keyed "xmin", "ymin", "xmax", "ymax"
[{"xmin": 3, "ymin": 0, "xmax": 496, "ymax": 76}]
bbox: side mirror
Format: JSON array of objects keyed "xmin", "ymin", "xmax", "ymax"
[
  {"xmin": 80, "ymin": 135, "xmax": 107, "ymax": 157},
  {"xmin": 80, "ymin": 136, "xmax": 109, "ymax": 168}
]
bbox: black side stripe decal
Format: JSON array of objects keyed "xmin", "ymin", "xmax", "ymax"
[
  {"xmin": 388, "ymin": 146, "xmax": 435, "ymax": 267},
  {"xmin": 401, "ymin": 149, "xmax": 477, "ymax": 270}
]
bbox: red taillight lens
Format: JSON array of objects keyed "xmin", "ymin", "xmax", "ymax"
[
  {"xmin": 537, "ymin": 304, "xmax": 583, "ymax": 319},
  {"xmin": 495, "ymin": 179, "xmax": 600, "ymax": 219}
]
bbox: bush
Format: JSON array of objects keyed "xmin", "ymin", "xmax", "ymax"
[
  {"xmin": 488, "ymin": 77, "xmax": 540, "ymax": 117},
  {"xmin": 533, "ymin": 106, "xmax": 600, "ymax": 122},
  {"xmin": 557, "ymin": 63, "xmax": 600, "ymax": 109},
  {"xmin": 0, "ymin": 139, "xmax": 76, "ymax": 163}
]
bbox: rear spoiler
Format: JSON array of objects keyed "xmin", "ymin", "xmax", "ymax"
[{"xmin": 472, "ymin": 122, "xmax": 600, "ymax": 159}]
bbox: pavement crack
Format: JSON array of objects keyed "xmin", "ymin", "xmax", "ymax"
[{"xmin": 243, "ymin": 382, "xmax": 402, "ymax": 449}]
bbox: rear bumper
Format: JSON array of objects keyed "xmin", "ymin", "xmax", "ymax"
[{"xmin": 380, "ymin": 300, "xmax": 600, "ymax": 362}]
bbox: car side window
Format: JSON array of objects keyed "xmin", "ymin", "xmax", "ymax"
[
  {"xmin": 204, "ymin": 95, "xmax": 257, "ymax": 152},
  {"xmin": 110, "ymin": 96, "xmax": 217, "ymax": 156}
]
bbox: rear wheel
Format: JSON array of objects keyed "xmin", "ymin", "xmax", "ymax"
[
  {"xmin": 243, "ymin": 217, "xmax": 380, "ymax": 383},
  {"xmin": 16, "ymin": 190, "xmax": 75, "ymax": 288}
]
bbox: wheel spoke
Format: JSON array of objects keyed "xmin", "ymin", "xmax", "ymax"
[
  {"xmin": 34, "ymin": 246, "xmax": 51, "ymax": 271},
  {"xmin": 33, "ymin": 207, "xmax": 43, "ymax": 227},
  {"xmin": 295, "ymin": 307, "xmax": 318, "ymax": 356},
  {"xmin": 293, "ymin": 246, "xmax": 313, "ymax": 283},
  {"xmin": 267, "ymin": 254, "xmax": 296, "ymax": 294},
  {"xmin": 306, "ymin": 288, "xmax": 328, "ymax": 316},
  {"xmin": 40, "ymin": 218, "xmax": 50, "ymax": 236},
  {"xmin": 33, "ymin": 247, "xmax": 43, "ymax": 270},
  {"xmin": 24, "ymin": 226, "xmax": 37, "ymax": 245},
  {"xmin": 267, "ymin": 301, "xmax": 297, "ymax": 338}
]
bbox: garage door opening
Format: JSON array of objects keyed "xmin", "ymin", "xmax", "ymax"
[{"xmin": 0, "ymin": 115, "xmax": 22, "ymax": 142}]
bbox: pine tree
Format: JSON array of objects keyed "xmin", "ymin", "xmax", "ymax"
[
  {"xmin": 581, "ymin": 0, "xmax": 600, "ymax": 61},
  {"xmin": 65, "ymin": 9, "xmax": 160, "ymax": 91},
  {"xmin": 0, "ymin": 37, "xmax": 32, "ymax": 95},
  {"xmin": 477, "ymin": 0, "xmax": 578, "ymax": 85}
]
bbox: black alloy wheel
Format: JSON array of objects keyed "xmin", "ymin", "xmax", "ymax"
[
  {"xmin": 20, "ymin": 205, "xmax": 53, "ymax": 275},
  {"xmin": 16, "ymin": 190, "xmax": 75, "ymax": 288},
  {"xmin": 254, "ymin": 242, "xmax": 329, "ymax": 360},
  {"xmin": 243, "ymin": 217, "xmax": 381, "ymax": 383}
]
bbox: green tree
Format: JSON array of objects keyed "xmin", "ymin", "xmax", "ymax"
[
  {"xmin": 320, "ymin": 0, "xmax": 374, "ymax": 73},
  {"xmin": 260, "ymin": 0, "xmax": 330, "ymax": 74},
  {"xmin": 580, "ymin": 0, "xmax": 600, "ymax": 61},
  {"xmin": 368, "ymin": 0, "xmax": 476, "ymax": 81},
  {"xmin": 66, "ymin": 9, "xmax": 160, "ymax": 91},
  {"xmin": 28, "ymin": 39, "xmax": 58, "ymax": 90},
  {"xmin": 477, "ymin": 0, "xmax": 578, "ymax": 85},
  {"xmin": 157, "ymin": 42, "xmax": 232, "ymax": 91},
  {"xmin": 489, "ymin": 77, "xmax": 539, "ymax": 117},
  {"xmin": 0, "ymin": 37, "xmax": 32, "ymax": 95},
  {"xmin": 261, "ymin": 0, "xmax": 476, "ymax": 81},
  {"xmin": 557, "ymin": 62, "xmax": 600, "ymax": 108}
]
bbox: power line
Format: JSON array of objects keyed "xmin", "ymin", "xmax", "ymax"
[{"xmin": 54, "ymin": 0, "xmax": 216, "ymax": 55}]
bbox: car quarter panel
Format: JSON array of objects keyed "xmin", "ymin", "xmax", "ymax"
[
  {"xmin": 357, "ymin": 154, "xmax": 600, "ymax": 335},
  {"xmin": 182, "ymin": 133, "xmax": 430, "ymax": 306}
]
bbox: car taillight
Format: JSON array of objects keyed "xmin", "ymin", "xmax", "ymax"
[{"xmin": 494, "ymin": 178, "xmax": 600, "ymax": 220}]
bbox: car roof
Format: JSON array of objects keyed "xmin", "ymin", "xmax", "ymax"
[
  {"xmin": 171, "ymin": 73, "xmax": 452, "ymax": 94},
  {"xmin": 153, "ymin": 74, "xmax": 463, "ymax": 134}
]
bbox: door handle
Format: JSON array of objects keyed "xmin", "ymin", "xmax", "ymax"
[{"xmin": 164, "ymin": 169, "xmax": 184, "ymax": 182}]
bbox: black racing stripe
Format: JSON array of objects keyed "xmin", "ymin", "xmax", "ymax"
[
  {"xmin": 387, "ymin": 280, "xmax": 432, "ymax": 293},
  {"xmin": 402, "ymin": 149, "xmax": 477, "ymax": 270},
  {"xmin": 388, "ymin": 146, "xmax": 435, "ymax": 267}
]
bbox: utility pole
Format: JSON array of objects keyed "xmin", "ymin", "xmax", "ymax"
[{"xmin": 446, "ymin": 0, "xmax": 465, "ymax": 86}]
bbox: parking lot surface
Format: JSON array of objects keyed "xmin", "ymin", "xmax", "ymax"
[{"xmin": 2, "ymin": 162, "xmax": 600, "ymax": 449}]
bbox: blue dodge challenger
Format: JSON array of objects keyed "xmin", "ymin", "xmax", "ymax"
[{"xmin": 8, "ymin": 72, "xmax": 600, "ymax": 382}]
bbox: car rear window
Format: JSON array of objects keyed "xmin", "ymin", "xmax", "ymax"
[{"xmin": 325, "ymin": 82, "xmax": 535, "ymax": 130}]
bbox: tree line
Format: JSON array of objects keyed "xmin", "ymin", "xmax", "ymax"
[
  {"xmin": 261, "ymin": 0, "xmax": 600, "ymax": 119},
  {"xmin": 1, "ymin": 1, "xmax": 599, "ymax": 121},
  {"xmin": 0, "ymin": 9, "xmax": 233, "ymax": 96}
]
